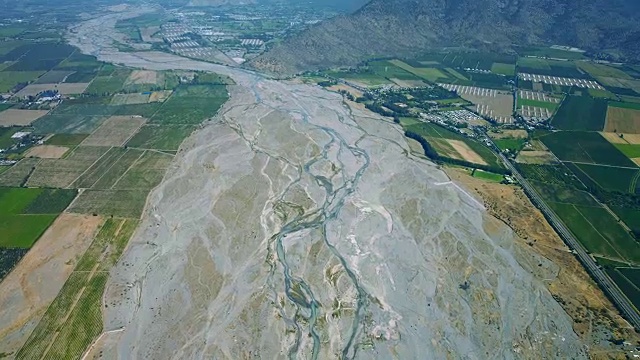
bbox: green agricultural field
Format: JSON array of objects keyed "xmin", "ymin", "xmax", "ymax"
[
  {"xmin": 67, "ymin": 189, "xmax": 150, "ymax": 218},
  {"xmin": 531, "ymin": 180, "xmax": 599, "ymax": 207},
  {"xmin": 323, "ymin": 70, "xmax": 390, "ymax": 86},
  {"xmin": 518, "ymin": 98, "xmax": 559, "ymax": 111},
  {"xmin": 0, "ymin": 188, "xmax": 43, "ymax": 215},
  {"xmin": 612, "ymin": 207, "xmax": 640, "ymax": 235},
  {"xmin": 45, "ymin": 133, "xmax": 89, "ymax": 146},
  {"xmin": 368, "ymin": 60, "xmax": 421, "ymax": 80},
  {"xmin": 552, "ymin": 95, "xmax": 607, "ymax": 131},
  {"xmin": 588, "ymin": 88, "xmax": 617, "ymax": 99},
  {"xmin": 71, "ymin": 147, "xmax": 128, "ymax": 189},
  {"xmin": 472, "ymin": 169, "xmax": 504, "ymax": 182},
  {"xmin": 491, "ymin": 63, "xmax": 516, "ymax": 76},
  {"xmin": 443, "ymin": 68, "xmax": 468, "ymax": 80},
  {"xmin": 23, "ymin": 188, "xmax": 77, "ymax": 213},
  {"xmin": 571, "ymin": 163, "xmax": 640, "ymax": 193},
  {"xmin": 405, "ymin": 122, "xmax": 503, "ymax": 169},
  {"xmin": 84, "ymin": 69, "xmax": 132, "ymax": 95},
  {"xmin": 607, "ymin": 268, "xmax": 640, "ymax": 310},
  {"xmin": 389, "ymin": 60, "xmax": 449, "ymax": 82},
  {"xmin": 16, "ymin": 217, "xmax": 138, "ymax": 359},
  {"xmin": 126, "ymin": 124, "xmax": 195, "ymax": 150},
  {"xmin": 518, "ymin": 57, "xmax": 551, "ymax": 70},
  {"xmin": 0, "ymin": 71, "xmax": 45, "ymax": 92},
  {"xmin": 0, "ymin": 214, "xmax": 58, "ymax": 248},
  {"xmin": 549, "ymin": 202, "xmax": 640, "ymax": 263},
  {"xmin": 517, "ymin": 46, "xmax": 586, "ymax": 60},
  {"xmin": 540, "ymin": 131, "xmax": 636, "ymax": 167},
  {"xmin": 615, "ymin": 144, "xmax": 640, "ymax": 159},
  {"xmin": 149, "ymin": 85, "xmax": 228, "ymax": 125},
  {"xmin": 494, "ymin": 138, "xmax": 526, "ymax": 152},
  {"xmin": 113, "ymin": 151, "xmax": 172, "ymax": 190},
  {"xmin": 516, "ymin": 163, "xmax": 585, "ymax": 188},
  {"xmin": 609, "ymin": 101, "xmax": 640, "ymax": 111},
  {"xmin": 577, "ymin": 62, "xmax": 632, "ymax": 80},
  {"xmin": 33, "ymin": 114, "xmax": 109, "ymax": 134},
  {"xmin": 89, "ymin": 149, "xmax": 145, "ymax": 189}
]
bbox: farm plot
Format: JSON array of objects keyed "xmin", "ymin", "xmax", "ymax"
[
  {"xmin": 3, "ymin": 43, "xmax": 74, "ymax": 72},
  {"xmin": 605, "ymin": 105, "xmax": 640, "ymax": 133},
  {"xmin": 607, "ymin": 268, "xmax": 640, "ymax": 311},
  {"xmin": 32, "ymin": 99, "xmax": 117, "ymax": 133},
  {"xmin": 405, "ymin": 122, "xmax": 503, "ymax": 168},
  {"xmin": 569, "ymin": 163, "xmax": 640, "ymax": 193},
  {"xmin": 491, "ymin": 63, "xmax": 515, "ymax": 76},
  {"xmin": 67, "ymin": 189, "xmax": 150, "ymax": 218},
  {"xmin": 24, "ymin": 145, "xmax": 69, "ymax": 159},
  {"xmin": 112, "ymin": 150, "xmax": 173, "ymax": 190},
  {"xmin": 0, "ymin": 158, "xmax": 40, "ymax": 187},
  {"xmin": 439, "ymin": 84, "xmax": 513, "ymax": 123},
  {"xmin": 110, "ymin": 92, "xmax": 150, "ymax": 105},
  {"xmin": 540, "ymin": 131, "xmax": 636, "ymax": 167},
  {"xmin": 81, "ymin": 116, "xmax": 146, "ymax": 147},
  {"xmin": 0, "ymin": 187, "xmax": 75, "ymax": 248},
  {"xmin": 26, "ymin": 146, "xmax": 109, "ymax": 188},
  {"xmin": 0, "ymin": 71, "xmax": 42, "ymax": 92},
  {"xmin": 549, "ymin": 202, "xmax": 640, "ymax": 264},
  {"xmin": 15, "ymin": 218, "xmax": 138, "ymax": 360},
  {"xmin": 149, "ymin": 84, "xmax": 228, "ymax": 125},
  {"xmin": 126, "ymin": 124, "xmax": 195, "ymax": 150},
  {"xmin": 149, "ymin": 90, "xmax": 173, "ymax": 102},
  {"xmin": 45, "ymin": 133, "xmax": 88, "ymax": 146},
  {"xmin": 14, "ymin": 83, "xmax": 90, "ymax": 97},
  {"xmin": 388, "ymin": 60, "xmax": 448, "ymax": 82},
  {"xmin": 0, "ymin": 109, "xmax": 48, "ymax": 126},
  {"xmin": 70, "ymin": 147, "xmax": 129, "ymax": 189},
  {"xmin": 34, "ymin": 70, "xmax": 75, "ymax": 84},
  {"xmin": 551, "ymin": 95, "xmax": 607, "ymax": 131},
  {"xmin": 84, "ymin": 68, "xmax": 132, "ymax": 95},
  {"xmin": 518, "ymin": 73, "xmax": 601, "ymax": 89}
]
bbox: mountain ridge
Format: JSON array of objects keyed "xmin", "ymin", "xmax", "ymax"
[{"xmin": 249, "ymin": 0, "xmax": 640, "ymax": 74}]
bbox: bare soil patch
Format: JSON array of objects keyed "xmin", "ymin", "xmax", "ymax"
[
  {"xmin": 605, "ymin": 107, "xmax": 640, "ymax": 133},
  {"xmin": 24, "ymin": 145, "xmax": 69, "ymax": 159},
  {"xmin": 140, "ymin": 26, "xmax": 162, "ymax": 43},
  {"xmin": 447, "ymin": 139, "xmax": 487, "ymax": 165},
  {"xmin": 0, "ymin": 214, "xmax": 103, "ymax": 355},
  {"xmin": 126, "ymin": 70, "xmax": 158, "ymax": 85},
  {"xmin": 82, "ymin": 116, "xmax": 147, "ymax": 147},
  {"xmin": 0, "ymin": 109, "xmax": 48, "ymax": 126},
  {"xmin": 148, "ymin": 90, "xmax": 172, "ymax": 103},
  {"xmin": 447, "ymin": 168, "xmax": 640, "ymax": 355},
  {"xmin": 600, "ymin": 132, "xmax": 628, "ymax": 144},
  {"xmin": 14, "ymin": 83, "xmax": 90, "ymax": 97}
]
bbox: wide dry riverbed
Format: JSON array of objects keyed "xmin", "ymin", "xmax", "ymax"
[{"xmin": 67, "ymin": 7, "xmax": 587, "ymax": 359}]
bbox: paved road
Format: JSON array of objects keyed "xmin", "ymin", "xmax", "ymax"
[{"xmin": 494, "ymin": 150, "xmax": 640, "ymax": 331}]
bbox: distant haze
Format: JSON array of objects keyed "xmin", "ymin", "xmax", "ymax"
[{"xmin": 186, "ymin": 0, "xmax": 370, "ymax": 12}]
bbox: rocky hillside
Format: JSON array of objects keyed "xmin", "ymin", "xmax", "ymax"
[{"xmin": 249, "ymin": 0, "xmax": 640, "ymax": 74}]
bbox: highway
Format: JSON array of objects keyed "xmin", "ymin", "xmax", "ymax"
[{"xmin": 494, "ymin": 150, "xmax": 640, "ymax": 331}]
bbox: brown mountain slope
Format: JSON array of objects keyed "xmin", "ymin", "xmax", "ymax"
[{"xmin": 249, "ymin": 0, "xmax": 640, "ymax": 74}]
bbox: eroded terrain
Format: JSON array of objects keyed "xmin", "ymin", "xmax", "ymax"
[{"xmin": 63, "ymin": 7, "xmax": 593, "ymax": 359}]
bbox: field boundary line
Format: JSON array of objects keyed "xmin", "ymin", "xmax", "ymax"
[
  {"xmin": 630, "ymin": 169, "xmax": 640, "ymax": 193},
  {"xmin": 66, "ymin": 147, "xmax": 114, "ymax": 189},
  {"xmin": 110, "ymin": 150, "xmax": 147, "ymax": 189},
  {"xmin": 120, "ymin": 119, "xmax": 148, "ymax": 147},
  {"xmin": 87, "ymin": 148, "xmax": 130, "ymax": 189},
  {"xmin": 573, "ymin": 205, "xmax": 628, "ymax": 262},
  {"xmin": 562, "ymin": 160, "xmax": 639, "ymax": 170}
]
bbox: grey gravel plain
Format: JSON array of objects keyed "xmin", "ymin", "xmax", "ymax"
[{"xmin": 68, "ymin": 8, "xmax": 588, "ymax": 360}]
